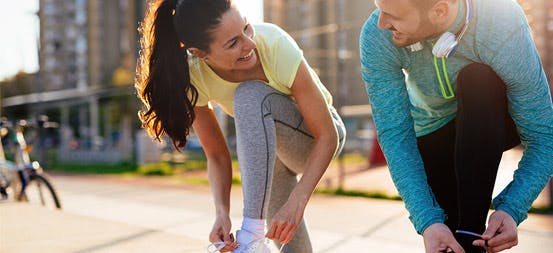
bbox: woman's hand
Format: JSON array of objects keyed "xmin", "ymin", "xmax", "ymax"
[
  {"xmin": 472, "ymin": 210, "xmax": 518, "ymax": 253},
  {"xmin": 209, "ymin": 214, "xmax": 238, "ymax": 252},
  {"xmin": 423, "ymin": 223, "xmax": 465, "ymax": 253},
  {"xmin": 265, "ymin": 195, "xmax": 308, "ymax": 244}
]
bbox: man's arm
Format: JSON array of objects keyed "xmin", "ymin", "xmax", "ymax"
[
  {"xmin": 359, "ymin": 13, "xmax": 446, "ymax": 234},
  {"xmin": 478, "ymin": 2, "xmax": 553, "ymax": 225}
]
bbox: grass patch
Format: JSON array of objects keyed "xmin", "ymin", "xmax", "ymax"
[
  {"xmin": 174, "ymin": 160, "xmax": 207, "ymax": 171},
  {"xmin": 529, "ymin": 205, "xmax": 553, "ymax": 215},
  {"xmin": 137, "ymin": 163, "xmax": 173, "ymax": 176},
  {"xmin": 331, "ymin": 152, "xmax": 368, "ymax": 166},
  {"xmin": 177, "ymin": 175, "xmax": 241, "ymax": 186},
  {"xmin": 231, "ymin": 176, "xmax": 241, "ymax": 185},
  {"xmin": 315, "ymin": 188, "xmax": 553, "ymax": 215},
  {"xmin": 162, "ymin": 151, "xmax": 240, "ymax": 171},
  {"xmin": 316, "ymin": 187, "xmax": 402, "ymax": 201},
  {"xmin": 48, "ymin": 162, "xmax": 137, "ymax": 174}
]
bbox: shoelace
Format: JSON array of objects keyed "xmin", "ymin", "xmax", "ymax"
[
  {"xmin": 207, "ymin": 239, "xmax": 287, "ymax": 252},
  {"xmin": 279, "ymin": 243, "xmax": 286, "ymax": 252},
  {"xmin": 455, "ymin": 229, "xmax": 482, "ymax": 238},
  {"xmin": 206, "ymin": 241, "xmax": 225, "ymax": 253},
  {"xmin": 456, "ymin": 229, "xmax": 489, "ymax": 248}
]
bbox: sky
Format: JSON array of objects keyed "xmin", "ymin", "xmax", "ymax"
[
  {"xmin": 0, "ymin": 0, "xmax": 40, "ymax": 81},
  {"xmin": 0, "ymin": 0, "xmax": 263, "ymax": 81},
  {"xmin": 234, "ymin": 0, "xmax": 263, "ymax": 23}
]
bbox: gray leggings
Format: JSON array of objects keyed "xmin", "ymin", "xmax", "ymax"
[{"xmin": 234, "ymin": 81, "xmax": 346, "ymax": 253}]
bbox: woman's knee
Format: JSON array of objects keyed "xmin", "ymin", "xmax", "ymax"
[
  {"xmin": 234, "ymin": 81, "xmax": 292, "ymax": 117},
  {"xmin": 234, "ymin": 80, "xmax": 270, "ymax": 102}
]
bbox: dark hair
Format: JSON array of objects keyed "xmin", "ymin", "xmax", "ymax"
[{"xmin": 136, "ymin": 0, "xmax": 232, "ymax": 150}]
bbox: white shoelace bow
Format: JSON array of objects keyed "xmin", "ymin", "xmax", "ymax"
[{"xmin": 207, "ymin": 242, "xmax": 225, "ymax": 253}]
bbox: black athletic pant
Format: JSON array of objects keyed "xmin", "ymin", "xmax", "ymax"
[{"xmin": 416, "ymin": 63, "xmax": 520, "ymax": 252}]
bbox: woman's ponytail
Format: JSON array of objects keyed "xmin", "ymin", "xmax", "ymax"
[{"xmin": 136, "ymin": 0, "xmax": 198, "ymax": 150}]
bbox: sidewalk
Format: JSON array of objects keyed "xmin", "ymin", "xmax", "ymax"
[
  {"xmin": 322, "ymin": 146, "xmax": 551, "ymax": 208},
  {"xmin": 1, "ymin": 170, "xmax": 552, "ymax": 253}
]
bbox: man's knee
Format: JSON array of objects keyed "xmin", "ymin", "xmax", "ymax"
[{"xmin": 457, "ymin": 63, "xmax": 505, "ymax": 102}]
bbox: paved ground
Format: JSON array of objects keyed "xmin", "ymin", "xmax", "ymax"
[
  {"xmin": 1, "ymin": 160, "xmax": 552, "ymax": 253},
  {"xmin": 322, "ymin": 147, "xmax": 551, "ymax": 208}
]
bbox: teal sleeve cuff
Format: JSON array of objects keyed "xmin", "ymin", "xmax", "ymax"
[
  {"xmin": 410, "ymin": 209, "xmax": 447, "ymax": 235},
  {"xmin": 493, "ymin": 198, "xmax": 528, "ymax": 225}
]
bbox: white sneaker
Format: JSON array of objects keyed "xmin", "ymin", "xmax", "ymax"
[{"xmin": 232, "ymin": 229, "xmax": 274, "ymax": 253}]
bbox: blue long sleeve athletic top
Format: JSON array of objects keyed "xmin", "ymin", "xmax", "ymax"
[{"xmin": 359, "ymin": 0, "xmax": 553, "ymax": 234}]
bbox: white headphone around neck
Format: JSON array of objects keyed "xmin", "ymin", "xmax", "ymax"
[{"xmin": 432, "ymin": 0, "xmax": 473, "ymax": 58}]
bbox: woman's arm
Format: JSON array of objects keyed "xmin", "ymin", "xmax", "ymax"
[
  {"xmin": 266, "ymin": 60, "xmax": 338, "ymax": 243},
  {"xmin": 193, "ymin": 105, "xmax": 232, "ymax": 215},
  {"xmin": 193, "ymin": 106, "xmax": 237, "ymax": 251},
  {"xmin": 288, "ymin": 60, "xmax": 338, "ymax": 204}
]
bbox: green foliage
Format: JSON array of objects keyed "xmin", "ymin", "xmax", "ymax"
[
  {"xmin": 163, "ymin": 150, "xmax": 208, "ymax": 171},
  {"xmin": 316, "ymin": 187, "xmax": 402, "ymax": 201},
  {"xmin": 137, "ymin": 163, "xmax": 174, "ymax": 176},
  {"xmin": 231, "ymin": 176, "xmax": 241, "ymax": 185},
  {"xmin": 333, "ymin": 152, "xmax": 369, "ymax": 165},
  {"xmin": 171, "ymin": 159, "xmax": 207, "ymax": 171},
  {"xmin": 48, "ymin": 162, "xmax": 137, "ymax": 174},
  {"xmin": 528, "ymin": 206, "xmax": 553, "ymax": 215},
  {"xmin": 178, "ymin": 175, "xmax": 241, "ymax": 186},
  {"xmin": 0, "ymin": 71, "xmax": 34, "ymax": 98}
]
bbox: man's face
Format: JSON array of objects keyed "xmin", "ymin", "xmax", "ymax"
[{"xmin": 375, "ymin": 0, "xmax": 438, "ymax": 47}]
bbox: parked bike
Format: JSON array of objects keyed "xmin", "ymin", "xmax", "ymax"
[{"xmin": 0, "ymin": 116, "xmax": 62, "ymax": 210}]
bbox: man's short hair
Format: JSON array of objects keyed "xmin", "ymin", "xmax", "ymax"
[{"xmin": 411, "ymin": 0, "xmax": 456, "ymax": 11}]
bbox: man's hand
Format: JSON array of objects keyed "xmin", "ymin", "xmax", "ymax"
[
  {"xmin": 209, "ymin": 215, "xmax": 238, "ymax": 252},
  {"xmin": 423, "ymin": 223, "xmax": 465, "ymax": 253},
  {"xmin": 472, "ymin": 210, "xmax": 518, "ymax": 253}
]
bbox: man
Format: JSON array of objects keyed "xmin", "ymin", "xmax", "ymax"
[{"xmin": 359, "ymin": 0, "xmax": 553, "ymax": 252}]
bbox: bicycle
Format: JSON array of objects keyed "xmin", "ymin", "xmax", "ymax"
[{"xmin": 0, "ymin": 116, "xmax": 62, "ymax": 210}]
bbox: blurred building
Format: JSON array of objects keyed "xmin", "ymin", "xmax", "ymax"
[
  {"xmin": 264, "ymin": 0, "xmax": 377, "ymax": 152},
  {"xmin": 2, "ymin": 0, "xmax": 146, "ymax": 163},
  {"xmin": 264, "ymin": 0, "xmax": 376, "ymax": 110},
  {"xmin": 265, "ymin": 0, "xmax": 553, "ymax": 153},
  {"xmin": 265, "ymin": 0, "xmax": 553, "ymax": 108},
  {"xmin": 2, "ymin": 0, "xmax": 551, "ymax": 163}
]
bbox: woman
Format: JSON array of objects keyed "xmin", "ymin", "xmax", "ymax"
[{"xmin": 136, "ymin": 0, "xmax": 346, "ymax": 252}]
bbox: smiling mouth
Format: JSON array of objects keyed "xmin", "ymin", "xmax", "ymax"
[{"xmin": 238, "ymin": 51, "xmax": 254, "ymax": 61}]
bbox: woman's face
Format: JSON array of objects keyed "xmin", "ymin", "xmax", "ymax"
[{"xmin": 192, "ymin": 7, "xmax": 257, "ymax": 73}]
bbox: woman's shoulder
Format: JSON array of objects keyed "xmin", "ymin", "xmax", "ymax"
[
  {"xmin": 187, "ymin": 53, "xmax": 202, "ymax": 73},
  {"xmin": 187, "ymin": 53, "xmax": 209, "ymax": 86}
]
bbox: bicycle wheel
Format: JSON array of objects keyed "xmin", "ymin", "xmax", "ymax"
[
  {"xmin": 21, "ymin": 173, "xmax": 62, "ymax": 209},
  {"xmin": 0, "ymin": 167, "xmax": 13, "ymax": 199}
]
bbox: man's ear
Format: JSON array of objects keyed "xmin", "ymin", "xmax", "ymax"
[
  {"xmin": 428, "ymin": 0, "xmax": 452, "ymax": 24},
  {"xmin": 188, "ymin": 47, "xmax": 208, "ymax": 59}
]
